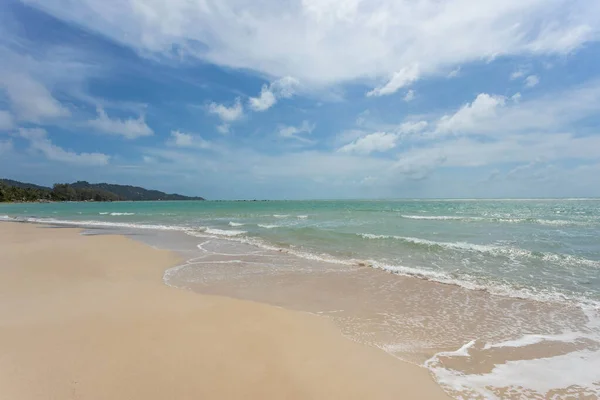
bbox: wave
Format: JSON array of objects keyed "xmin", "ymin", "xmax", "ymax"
[
  {"xmin": 11, "ymin": 216, "xmax": 193, "ymax": 232},
  {"xmin": 257, "ymin": 224, "xmax": 280, "ymax": 229},
  {"xmin": 228, "ymin": 222, "xmax": 245, "ymax": 227},
  {"xmin": 9, "ymin": 215, "xmax": 600, "ymax": 309},
  {"xmin": 9, "ymin": 217, "xmax": 242, "ymax": 239},
  {"xmin": 233, "ymin": 236, "xmax": 356, "ymax": 267},
  {"xmin": 400, "ymin": 215, "xmax": 593, "ymax": 226},
  {"xmin": 189, "ymin": 230, "xmax": 599, "ymax": 307},
  {"xmin": 297, "ymin": 215, "xmax": 308, "ymax": 219},
  {"xmin": 273, "ymin": 214, "xmax": 290, "ymax": 218},
  {"xmin": 482, "ymin": 331, "xmax": 592, "ymax": 350},
  {"xmin": 108, "ymin": 212, "xmax": 135, "ymax": 216},
  {"xmin": 357, "ymin": 233, "xmax": 600, "ymax": 268},
  {"xmin": 426, "ymin": 341, "xmax": 600, "ymax": 399},
  {"xmin": 401, "ymin": 215, "xmax": 465, "ymax": 220},
  {"xmin": 204, "ymin": 228, "xmax": 247, "ymax": 237},
  {"xmin": 359, "ymin": 233, "xmax": 495, "ymax": 252},
  {"xmin": 425, "ymin": 299, "xmax": 600, "ymax": 397}
]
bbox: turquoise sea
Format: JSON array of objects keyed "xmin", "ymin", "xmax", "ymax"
[{"xmin": 2, "ymin": 199, "xmax": 600, "ymax": 398}]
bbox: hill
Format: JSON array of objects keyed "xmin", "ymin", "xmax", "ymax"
[
  {"xmin": 0, "ymin": 179, "xmax": 205, "ymax": 202},
  {"xmin": 69, "ymin": 181, "xmax": 204, "ymax": 201},
  {"xmin": 0, "ymin": 179, "xmax": 51, "ymax": 191}
]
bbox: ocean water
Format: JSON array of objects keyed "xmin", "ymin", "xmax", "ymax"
[{"xmin": 2, "ymin": 199, "xmax": 600, "ymax": 398}]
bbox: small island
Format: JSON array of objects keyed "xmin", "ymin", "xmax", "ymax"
[{"xmin": 0, "ymin": 179, "xmax": 205, "ymax": 203}]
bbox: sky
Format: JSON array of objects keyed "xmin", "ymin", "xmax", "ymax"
[{"xmin": 1, "ymin": 0, "xmax": 600, "ymax": 199}]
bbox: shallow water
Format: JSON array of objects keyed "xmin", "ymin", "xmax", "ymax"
[{"xmin": 2, "ymin": 199, "xmax": 600, "ymax": 398}]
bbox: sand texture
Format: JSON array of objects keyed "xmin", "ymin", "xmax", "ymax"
[{"xmin": 0, "ymin": 222, "xmax": 449, "ymax": 399}]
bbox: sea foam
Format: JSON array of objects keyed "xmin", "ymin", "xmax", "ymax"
[
  {"xmin": 257, "ymin": 224, "xmax": 279, "ymax": 229},
  {"xmin": 400, "ymin": 214, "xmax": 593, "ymax": 226},
  {"xmin": 357, "ymin": 233, "xmax": 600, "ymax": 268},
  {"xmin": 426, "ymin": 346, "xmax": 600, "ymax": 398},
  {"xmin": 204, "ymin": 228, "xmax": 247, "ymax": 237}
]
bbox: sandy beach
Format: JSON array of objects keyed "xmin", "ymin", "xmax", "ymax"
[{"xmin": 0, "ymin": 222, "xmax": 449, "ymax": 399}]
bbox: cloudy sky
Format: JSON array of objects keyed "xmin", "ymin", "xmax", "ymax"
[{"xmin": 1, "ymin": 0, "xmax": 600, "ymax": 199}]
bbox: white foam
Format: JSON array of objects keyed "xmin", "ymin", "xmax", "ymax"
[
  {"xmin": 228, "ymin": 222, "xmax": 245, "ymax": 227},
  {"xmin": 109, "ymin": 212, "xmax": 135, "ymax": 216},
  {"xmin": 258, "ymin": 224, "xmax": 279, "ymax": 229},
  {"xmin": 16, "ymin": 215, "xmax": 600, "ymax": 311},
  {"xmin": 233, "ymin": 236, "xmax": 356, "ymax": 266},
  {"xmin": 17, "ymin": 217, "xmax": 192, "ymax": 232},
  {"xmin": 99, "ymin": 212, "xmax": 109, "ymax": 215},
  {"xmin": 482, "ymin": 332, "xmax": 590, "ymax": 350},
  {"xmin": 427, "ymin": 347, "xmax": 600, "ymax": 398},
  {"xmin": 273, "ymin": 214, "xmax": 289, "ymax": 218},
  {"xmin": 358, "ymin": 233, "xmax": 503, "ymax": 252},
  {"xmin": 183, "ymin": 226, "xmax": 600, "ymax": 307},
  {"xmin": 204, "ymin": 228, "xmax": 247, "ymax": 237},
  {"xmin": 358, "ymin": 233, "xmax": 600, "ymax": 268},
  {"xmin": 370, "ymin": 260, "xmax": 455, "ymax": 282},
  {"xmin": 401, "ymin": 215, "xmax": 465, "ymax": 220},
  {"xmin": 0, "ymin": 215, "xmax": 14, "ymax": 221},
  {"xmin": 401, "ymin": 215, "xmax": 592, "ymax": 226},
  {"xmin": 297, "ymin": 215, "xmax": 308, "ymax": 219},
  {"xmin": 426, "ymin": 304, "xmax": 600, "ymax": 399}
]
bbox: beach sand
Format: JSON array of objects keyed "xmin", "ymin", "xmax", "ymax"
[{"xmin": 0, "ymin": 222, "xmax": 449, "ymax": 399}]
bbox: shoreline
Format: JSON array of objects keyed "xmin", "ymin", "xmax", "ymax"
[
  {"xmin": 0, "ymin": 221, "xmax": 449, "ymax": 399},
  {"xmin": 4, "ymin": 213, "xmax": 597, "ymax": 310}
]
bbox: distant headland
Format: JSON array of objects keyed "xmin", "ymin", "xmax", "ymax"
[{"xmin": 0, "ymin": 179, "xmax": 205, "ymax": 203}]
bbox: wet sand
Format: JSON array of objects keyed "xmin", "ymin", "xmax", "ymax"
[
  {"xmin": 0, "ymin": 222, "xmax": 449, "ymax": 399},
  {"xmin": 165, "ymin": 232, "xmax": 599, "ymax": 399}
]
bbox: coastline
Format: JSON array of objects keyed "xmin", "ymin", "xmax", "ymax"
[{"xmin": 0, "ymin": 222, "xmax": 449, "ymax": 399}]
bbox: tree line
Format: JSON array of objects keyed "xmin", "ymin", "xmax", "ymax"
[
  {"xmin": 0, "ymin": 179, "xmax": 205, "ymax": 202},
  {"xmin": 0, "ymin": 182, "xmax": 121, "ymax": 203}
]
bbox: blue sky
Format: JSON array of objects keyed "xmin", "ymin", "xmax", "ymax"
[{"xmin": 1, "ymin": 0, "xmax": 600, "ymax": 199}]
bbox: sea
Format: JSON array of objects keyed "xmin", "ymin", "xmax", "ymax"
[{"xmin": 2, "ymin": 199, "xmax": 600, "ymax": 399}]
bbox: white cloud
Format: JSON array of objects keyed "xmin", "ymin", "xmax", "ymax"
[
  {"xmin": 271, "ymin": 76, "xmax": 300, "ymax": 98},
  {"xmin": 338, "ymin": 132, "xmax": 398, "ymax": 154},
  {"xmin": 394, "ymin": 133, "xmax": 600, "ymax": 170},
  {"xmin": 525, "ymin": 75, "xmax": 540, "ymax": 88},
  {"xmin": 248, "ymin": 76, "xmax": 299, "ymax": 111},
  {"xmin": 506, "ymin": 161, "xmax": 540, "ymax": 179},
  {"xmin": 336, "ymin": 120, "xmax": 427, "ymax": 155},
  {"xmin": 403, "ymin": 89, "xmax": 416, "ymax": 102},
  {"xmin": 397, "ymin": 120, "xmax": 428, "ymax": 134},
  {"xmin": 217, "ymin": 124, "xmax": 230, "ymax": 134},
  {"xmin": 88, "ymin": 108, "xmax": 153, "ymax": 139},
  {"xmin": 367, "ymin": 64, "xmax": 420, "ymax": 97},
  {"xmin": 511, "ymin": 92, "xmax": 522, "ymax": 102},
  {"xmin": 0, "ymin": 72, "xmax": 70, "ymax": 122},
  {"xmin": 248, "ymin": 87, "xmax": 277, "ymax": 112},
  {"xmin": 436, "ymin": 93, "xmax": 506, "ymax": 134},
  {"xmin": 334, "ymin": 129, "xmax": 369, "ymax": 147},
  {"xmin": 110, "ymin": 79, "xmax": 600, "ymax": 198},
  {"xmin": 23, "ymin": 0, "xmax": 599, "ymax": 88},
  {"xmin": 19, "ymin": 128, "xmax": 109, "ymax": 165},
  {"xmin": 0, "ymin": 110, "xmax": 14, "ymax": 130},
  {"xmin": 430, "ymin": 81, "xmax": 600, "ymax": 137},
  {"xmin": 170, "ymin": 130, "xmax": 193, "ymax": 147},
  {"xmin": 168, "ymin": 130, "xmax": 211, "ymax": 149},
  {"xmin": 448, "ymin": 67, "xmax": 461, "ymax": 78},
  {"xmin": 208, "ymin": 98, "xmax": 243, "ymax": 122},
  {"xmin": 278, "ymin": 120, "xmax": 315, "ymax": 143},
  {"xmin": 510, "ymin": 70, "xmax": 526, "ymax": 80}
]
